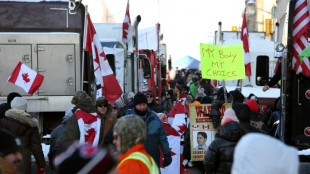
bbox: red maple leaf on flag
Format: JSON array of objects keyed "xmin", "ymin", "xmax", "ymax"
[
  {"xmin": 177, "ymin": 124, "xmax": 187, "ymax": 134},
  {"xmin": 160, "ymin": 148, "xmax": 177, "ymax": 169},
  {"xmin": 85, "ymin": 128, "xmax": 96, "ymax": 144},
  {"xmin": 22, "ymin": 73, "xmax": 30, "ymax": 83}
]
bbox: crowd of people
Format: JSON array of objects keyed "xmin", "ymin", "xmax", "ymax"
[{"xmin": 0, "ymin": 68, "xmax": 307, "ymax": 174}]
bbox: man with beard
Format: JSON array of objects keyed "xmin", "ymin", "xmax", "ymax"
[{"xmin": 126, "ymin": 92, "xmax": 172, "ymax": 168}]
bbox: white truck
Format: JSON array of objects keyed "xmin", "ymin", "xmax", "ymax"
[
  {"xmin": 0, "ymin": 0, "xmax": 90, "ymax": 134},
  {"xmin": 94, "ymin": 22, "xmax": 167, "ymax": 103}
]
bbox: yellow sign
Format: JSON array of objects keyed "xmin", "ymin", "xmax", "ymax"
[
  {"xmin": 200, "ymin": 43, "xmax": 245, "ymax": 80},
  {"xmin": 189, "ymin": 103, "xmax": 232, "ymax": 161}
]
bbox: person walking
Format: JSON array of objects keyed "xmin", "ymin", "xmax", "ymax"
[
  {"xmin": 203, "ymin": 108, "xmax": 243, "ymax": 174},
  {"xmin": 56, "ymin": 91, "xmax": 104, "ymax": 150},
  {"xmin": 96, "ymin": 97, "xmax": 118, "ymax": 139},
  {"xmin": 114, "ymin": 114, "xmax": 159, "ymax": 174},
  {"xmin": 145, "ymin": 91, "xmax": 164, "ymax": 113},
  {"xmin": 0, "ymin": 97, "xmax": 45, "ymax": 174},
  {"xmin": 0, "ymin": 92, "xmax": 22, "ymax": 119},
  {"xmin": 126, "ymin": 92, "xmax": 172, "ymax": 168},
  {"xmin": 48, "ymin": 107, "xmax": 73, "ymax": 171}
]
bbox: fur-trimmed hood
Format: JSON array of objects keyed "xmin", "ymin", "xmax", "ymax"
[{"xmin": 5, "ymin": 108, "xmax": 38, "ymax": 127}]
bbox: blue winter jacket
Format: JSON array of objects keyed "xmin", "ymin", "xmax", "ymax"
[{"xmin": 126, "ymin": 108, "xmax": 170, "ymax": 167}]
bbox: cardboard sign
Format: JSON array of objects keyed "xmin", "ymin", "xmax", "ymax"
[
  {"xmin": 189, "ymin": 103, "xmax": 232, "ymax": 161},
  {"xmin": 200, "ymin": 43, "xmax": 245, "ymax": 80}
]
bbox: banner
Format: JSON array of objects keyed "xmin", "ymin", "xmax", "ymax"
[
  {"xmin": 189, "ymin": 103, "xmax": 232, "ymax": 161},
  {"xmin": 200, "ymin": 43, "xmax": 245, "ymax": 80}
]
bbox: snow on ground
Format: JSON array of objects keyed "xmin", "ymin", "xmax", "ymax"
[{"xmin": 224, "ymin": 86, "xmax": 280, "ymax": 99}]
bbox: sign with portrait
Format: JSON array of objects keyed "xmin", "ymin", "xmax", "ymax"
[{"xmin": 189, "ymin": 103, "xmax": 232, "ymax": 161}]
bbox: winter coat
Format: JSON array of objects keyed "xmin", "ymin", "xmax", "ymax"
[
  {"xmin": 189, "ymin": 83, "xmax": 199, "ymax": 98},
  {"xmin": 0, "ymin": 109, "xmax": 45, "ymax": 174},
  {"xmin": 55, "ymin": 101, "xmax": 105, "ymax": 151},
  {"xmin": 48, "ymin": 110, "xmax": 73, "ymax": 170},
  {"xmin": 203, "ymin": 121, "xmax": 243, "ymax": 174},
  {"xmin": 101, "ymin": 111, "xmax": 118, "ymax": 138},
  {"xmin": 0, "ymin": 103, "xmax": 10, "ymax": 119},
  {"xmin": 126, "ymin": 108, "xmax": 170, "ymax": 167},
  {"xmin": 0, "ymin": 157, "xmax": 17, "ymax": 174},
  {"xmin": 148, "ymin": 101, "xmax": 165, "ymax": 113},
  {"xmin": 117, "ymin": 144, "xmax": 157, "ymax": 174}
]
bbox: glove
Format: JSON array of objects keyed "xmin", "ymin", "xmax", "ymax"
[
  {"xmin": 262, "ymin": 85, "xmax": 270, "ymax": 92},
  {"xmin": 36, "ymin": 167, "xmax": 45, "ymax": 174},
  {"xmin": 163, "ymin": 153, "xmax": 172, "ymax": 167},
  {"xmin": 209, "ymin": 100, "xmax": 224, "ymax": 129}
]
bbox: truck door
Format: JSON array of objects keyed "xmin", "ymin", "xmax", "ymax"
[
  {"xmin": 0, "ymin": 44, "xmax": 32, "ymax": 96},
  {"xmin": 37, "ymin": 44, "xmax": 75, "ymax": 95}
]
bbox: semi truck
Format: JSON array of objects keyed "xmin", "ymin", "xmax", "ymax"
[
  {"xmin": 257, "ymin": 0, "xmax": 310, "ymax": 160},
  {"xmin": 94, "ymin": 22, "xmax": 167, "ymax": 103},
  {"xmin": 0, "ymin": 0, "xmax": 89, "ymax": 135},
  {"xmin": 0, "ymin": 0, "xmax": 167, "ymax": 135}
]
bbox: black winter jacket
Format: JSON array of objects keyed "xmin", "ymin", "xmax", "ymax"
[{"xmin": 203, "ymin": 121, "xmax": 243, "ymax": 174}]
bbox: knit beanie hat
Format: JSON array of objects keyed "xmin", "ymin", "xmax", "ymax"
[
  {"xmin": 245, "ymin": 99, "xmax": 259, "ymax": 114},
  {"xmin": 54, "ymin": 141, "xmax": 116, "ymax": 174},
  {"xmin": 7, "ymin": 92, "xmax": 22, "ymax": 105},
  {"xmin": 113, "ymin": 114, "xmax": 146, "ymax": 153},
  {"xmin": 233, "ymin": 103, "xmax": 251, "ymax": 123},
  {"xmin": 221, "ymin": 108, "xmax": 239, "ymax": 126},
  {"xmin": 186, "ymin": 95, "xmax": 193, "ymax": 102},
  {"xmin": 71, "ymin": 91, "xmax": 91, "ymax": 105},
  {"xmin": 0, "ymin": 129, "xmax": 21, "ymax": 156},
  {"xmin": 229, "ymin": 89, "xmax": 245, "ymax": 104},
  {"xmin": 133, "ymin": 92, "xmax": 147, "ymax": 107},
  {"xmin": 197, "ymin": 91, "xmax": 206, "ymax": 97},
  {"xmin": 10, "ymin": 97, "xmax": 27, "ymax": 111}
]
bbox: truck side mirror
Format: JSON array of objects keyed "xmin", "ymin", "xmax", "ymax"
[
  {"xmin": 143, "ymin": 58, "xmax": 151, "ymax": 79},
  {"xmin": 256, "ymin": 56, "xmax": 269, "ymax": 86}
]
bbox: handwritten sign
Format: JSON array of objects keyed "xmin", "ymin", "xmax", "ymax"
[
  {"xmin": 200, "ymin": 43, "xmax": 245, "ymax": 80},
  {"xmin": 189, "ymin": 103, "xmax": 232, "ymax": 161}
]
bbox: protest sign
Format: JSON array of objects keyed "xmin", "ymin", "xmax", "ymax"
[
  {"xmin": 200, "ymin": 43, "xmax": 245, "ymax": 80},
  {"xmin": 189, "ymin": 103, "xmax": 232, "ymax": 161}
]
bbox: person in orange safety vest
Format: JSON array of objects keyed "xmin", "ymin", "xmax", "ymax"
[{"xmin": 113, "ymin": 114, "xmax": 159, "ymax": 174}]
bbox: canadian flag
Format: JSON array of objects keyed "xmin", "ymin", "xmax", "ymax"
[
  {"xmin": 8, "ymin": 62, "xmax": 44, "ymax": 94},
  {"xmin": 122, "ymin": 1, "xmax": 133, "ymax": 45},
  {"xmin": 85, "ymin": 13, "xmax": 123, "ymax": 103},
  {"xmin": 160, "ymin": 123, "xmax": 180, "ymax": 174},
  {"xmin": 75, "ymin": 109, "xmax": 101, "ymax": 146},
  {"xmin": 192, "ymin": 125, "xmax": 199, "ymax": 130},
  {"xmin": 169, "ymin": 100, "xmax": 190, "ymax": 135},
  {"xmin": 241, "ymin": 12, "xmax": 251, "ymax": 76},
  {"xmin": 202, "ymin": 124, "xmax": 209, "ymax": 130}
]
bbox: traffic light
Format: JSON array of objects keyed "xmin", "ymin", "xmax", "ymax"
[{"xmin": 265, "ymin": 19, "xmax": 272, "ymax": 36}]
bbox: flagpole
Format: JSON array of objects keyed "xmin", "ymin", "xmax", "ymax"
[{"xmin": 81, "ymin": 7, "xmax": 88, "ymax": 91}]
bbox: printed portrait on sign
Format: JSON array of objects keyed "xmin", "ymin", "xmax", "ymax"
[{"xmin": 192, "ymin": 131, "xmax": 213, "ymax": 150}]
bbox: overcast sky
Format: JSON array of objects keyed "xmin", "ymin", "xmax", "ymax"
[{"xmin": 86, "ymin": 0, "xmax": 245, "ymax": 61}]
